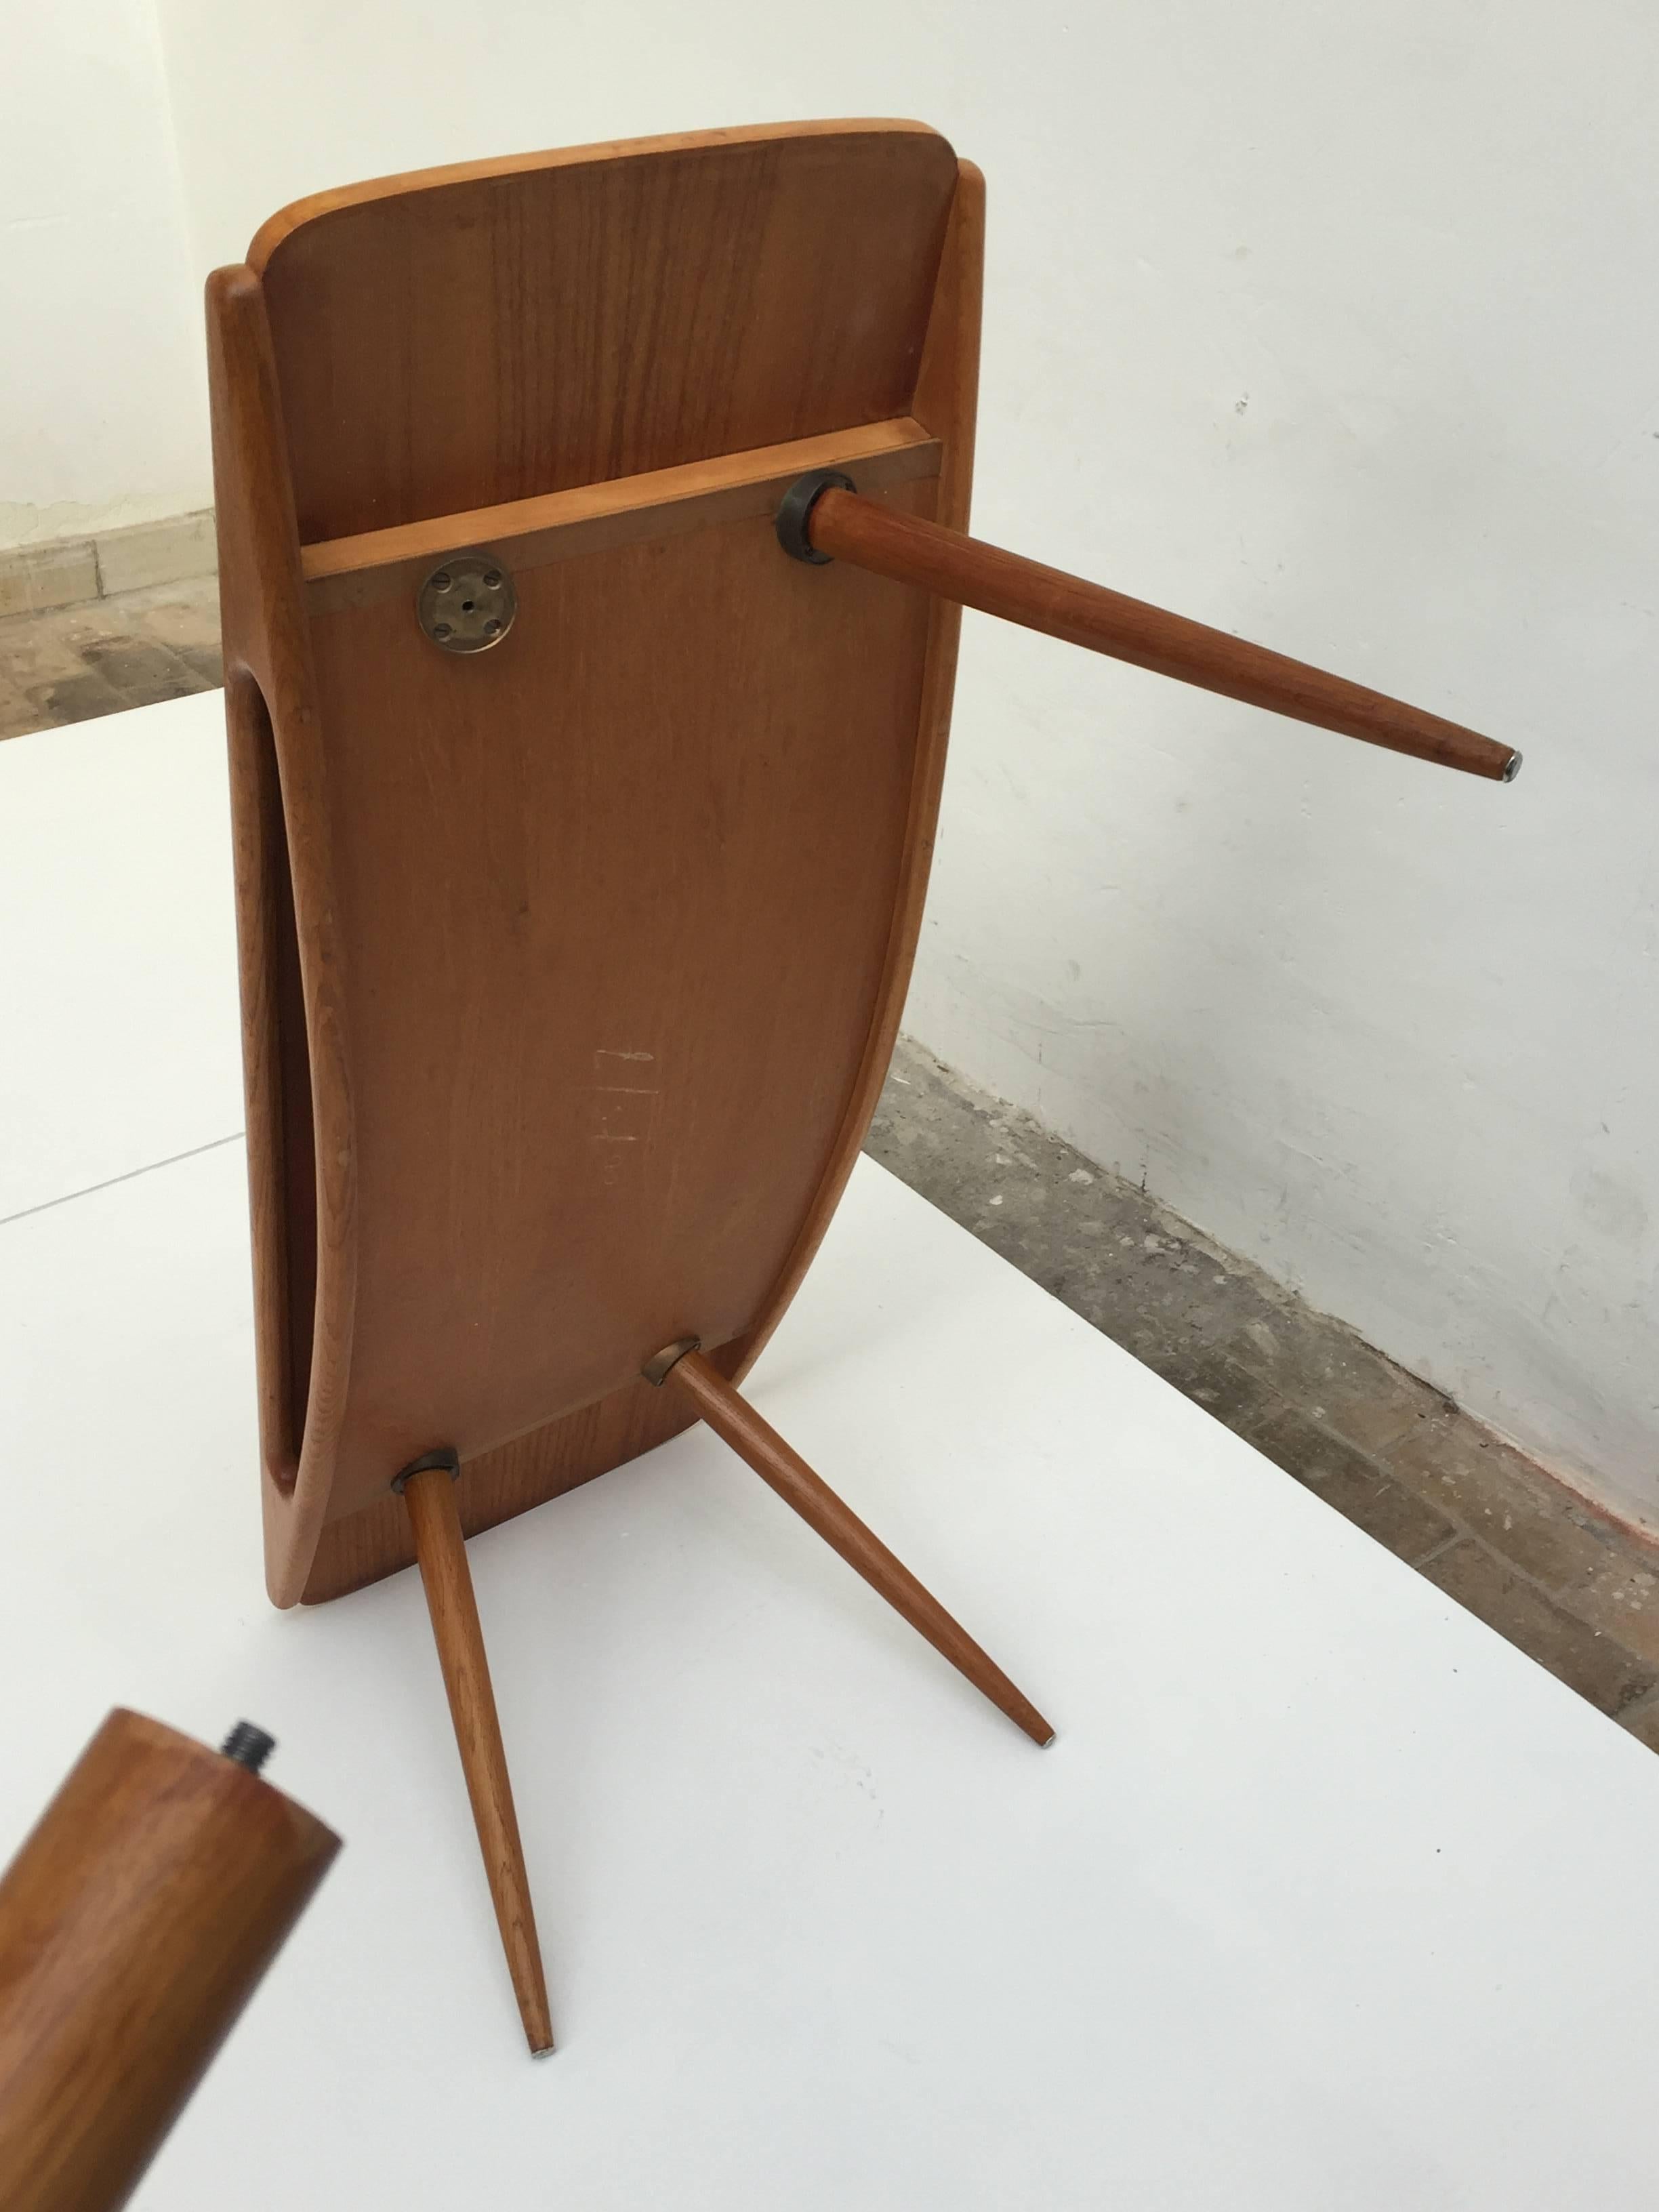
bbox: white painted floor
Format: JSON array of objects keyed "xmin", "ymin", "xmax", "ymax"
[{"xmin": 3, "ymin": 697, "xmax": 1658, "ymax": 2209}]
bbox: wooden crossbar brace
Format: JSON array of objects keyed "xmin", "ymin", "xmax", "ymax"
[
  {"xmin": 298, "ymin": 419, "xmax": 939, "ymax": 616},
  {"xmin": 295, "ymin": 426, "xmax": 1519, "ymax": 786}
]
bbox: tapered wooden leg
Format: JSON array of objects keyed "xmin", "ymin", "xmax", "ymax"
[
  {"xmin": 400, "ymin": 1462, "xmax": 554, "ymax": 2055},
  {"xmin": 660, "ymin": 1350, "xmax": 1054, "ymax": 1746}
]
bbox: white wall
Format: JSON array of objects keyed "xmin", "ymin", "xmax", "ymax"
[
  {"xmin": 132, "ymin": 3, "xmax": 1659, "ymax": 1525},
  {"xmin": 0, "ymin": 0, "xmax": 209, "ymax": 547}
]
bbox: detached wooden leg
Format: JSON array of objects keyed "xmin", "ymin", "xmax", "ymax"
[
  {"xmin": 658, "ymin": 1349, "xmax": 1054, "ymax": 1746},
  {"xmin": 399, "ymin": 1460, "xmax": 554, "ymax": 2055}
]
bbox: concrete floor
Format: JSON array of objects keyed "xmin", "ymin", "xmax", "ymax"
[{"xmin": 8, "ymin": 573, "xmax": 1659, "ymax": 1754}]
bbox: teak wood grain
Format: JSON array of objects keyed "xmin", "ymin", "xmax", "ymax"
[
  {"xmin": 729, "ymin": 159, "xmax": 986, "ymax": 1386},
  {"xmin": 0, "ymin": 1711, "xmax": 337, "ymax": 2212},
  {"xmin": 302, "ymin": 480, "xmax": 944, "ymax": 1529},
  {"xmin": 251, "ymin": 122, "xmax": 958, "ymax": 541},
  {"xmin": 806, "ymin": 490, "xmax": 1519, "ymax": 782},
  {"xmin": 663, "ymin": 1351, "xmax": 1052, "ymax": 1744},
  {"xmin": 209, "ymin": 123, "xmax": 981, "ymax": 1605}
]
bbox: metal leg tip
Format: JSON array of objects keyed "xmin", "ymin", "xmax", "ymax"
[
  {"xmin": 1502, "ymin": 749, "xmax": 1523, "ymax": 783},
  {"xmin": 1012, "ymin": 1704, "xmax": 1057, "ymax": 1748}
]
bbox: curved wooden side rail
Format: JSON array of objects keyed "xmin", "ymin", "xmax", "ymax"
[
  {"xmin": 207, "ymin": 262, "xmax": 357, "ymax": 1610},
  {"xmin": 0, "ymin": 1711, "xmax": 338, "ymax": 2212},
  {"xmin": 792, "ymin": 480, "xmax": 1521, "ymax": 783}
]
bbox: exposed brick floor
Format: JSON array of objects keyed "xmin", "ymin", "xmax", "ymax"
[
  {"xmin": 8, "ymin": 575, "xmax": 1659, "ymax": 1752},
  {"xmin": 0, "ymin": 575, "xmax": 222, "ymax": 739}
]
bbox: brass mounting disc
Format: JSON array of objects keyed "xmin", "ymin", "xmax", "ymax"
[{"xmin": 417, "ymin": 553, "xmax": 516, "ymax": 653}]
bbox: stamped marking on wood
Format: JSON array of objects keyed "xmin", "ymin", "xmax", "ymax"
[{"xmin": 591, "ymin": 1050, "xmax": 659, "ymax": 1185}]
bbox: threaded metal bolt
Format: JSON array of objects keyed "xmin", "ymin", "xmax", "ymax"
[{"xmin": 221, "ymin": 1721, "xmax": 276, "ymax": 1774}]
